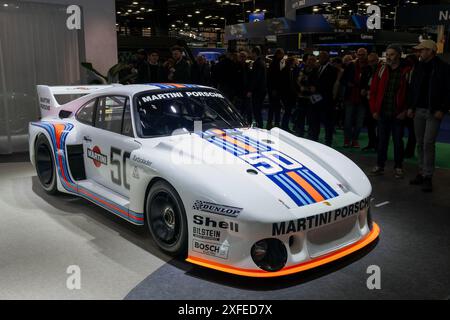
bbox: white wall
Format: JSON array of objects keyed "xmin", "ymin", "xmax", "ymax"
[{"xmin": 27, "ymin": 0, "xmax": 118, "ymax": 75}]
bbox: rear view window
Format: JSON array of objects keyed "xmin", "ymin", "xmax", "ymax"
[{"xmin": 76, "ymin": 99, "xmax": 96, "ymax": 126}]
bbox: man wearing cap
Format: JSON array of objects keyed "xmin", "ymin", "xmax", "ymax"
[
  {"xmin": 369, "ymin": 44, "xmax": 411, "ymax": 179},
  {"xmin": 408, "ymin": 39, "xmax": 450, "ymax": 192}
]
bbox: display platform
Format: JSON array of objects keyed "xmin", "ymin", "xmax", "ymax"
[{"xmin": 0, "ymin": 153, "xmax": 449, "ymax": 300}]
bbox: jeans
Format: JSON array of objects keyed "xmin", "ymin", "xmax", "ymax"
[
  {"xmin": 377, "ymin": 116, "xmax": 405, "ymax": 169},
  {"xmin": 414, "ymin": 108, "xmax": 442, "ymax": 177},
  {"xmin": 344, "ymin": 101, "xmax": 366, "ymax": 142}
]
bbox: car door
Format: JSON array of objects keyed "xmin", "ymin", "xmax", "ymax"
[{"xmin": 83, "ymin": 95, "xmax": 140, "ymax": 198}]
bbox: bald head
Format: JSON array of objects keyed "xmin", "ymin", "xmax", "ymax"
[{"xmin": 356, "ymin": 48, "xmax": 368, "ymax": 64}]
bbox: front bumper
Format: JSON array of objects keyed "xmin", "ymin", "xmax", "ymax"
[{"xmin": 186, "ymin": 222, "xmax": 380, "ymax": 278}]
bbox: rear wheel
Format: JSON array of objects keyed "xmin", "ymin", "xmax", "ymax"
[
  {"xmin": 145, "ymin": 181, "xmax": 188, "ymax": 257},
  {"xmin": 35, "ymin": 134, "xmax": 58, "ymax": 194}
]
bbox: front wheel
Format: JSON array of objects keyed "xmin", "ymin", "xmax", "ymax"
[{"xmin": 145, "ymin": 180, "xmax": 188, "ymax": 257}]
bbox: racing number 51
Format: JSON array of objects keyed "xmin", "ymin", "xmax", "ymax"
[{"xmin": 111, "ymin": 147, "xmax": 131, "ymax": 190}]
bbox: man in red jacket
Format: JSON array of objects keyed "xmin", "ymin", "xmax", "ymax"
[{"xmin": 369, "ymin": 44, "xmax": 411, "ymax": 179}]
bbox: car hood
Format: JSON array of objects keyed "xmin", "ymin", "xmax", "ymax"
[{"xmin": 137, "ymin": 128, "xmax": 372, "ymax": 223}]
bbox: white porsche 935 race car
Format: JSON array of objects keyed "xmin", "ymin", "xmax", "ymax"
[{"xmin": 29, "ymin": 83, "xmax": 379, "ymax": 277}]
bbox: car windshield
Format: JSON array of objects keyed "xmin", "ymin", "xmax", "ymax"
[{"xmin": 135, "ymin": 90, "xmax": 247, "ymax": 138}]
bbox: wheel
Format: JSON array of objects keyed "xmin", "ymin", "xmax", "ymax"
[
  {"xmin": 34, "ymin": 134, "xmax": 58, "ymax": 194},
  {"xmin": 145, "ymin": 180, "xmax": 188, "ymax": 257}
]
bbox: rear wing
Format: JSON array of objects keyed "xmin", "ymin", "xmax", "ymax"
[{"xmin": 36, "ymin": 85, "xmax": 121, "ymax": 118}]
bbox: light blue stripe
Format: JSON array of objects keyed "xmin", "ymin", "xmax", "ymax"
[
  {"xmin": 278, "ymin": 174, "xmax": 314, "ymax": 204},
  {"xmin": 233, "ymin": 135, "xmax": 270, "ymax": 152},
  {"xmin": 211, "ymin": 136, "xmax": 246, "ymax": 153},
  {"xmin": 300, "ymin": 169, "xmax": 336, "ymax": 198},
  {"xmin": 273, "ymin": 175, "xmax": 308, "ymax": 205},
  {"xmin": 297, "ymin": 170, "xmax": 333, "ymax": 199},
  {"xmin": 209, "ymin": 139, "xmax": 244, "ymax": 155}
]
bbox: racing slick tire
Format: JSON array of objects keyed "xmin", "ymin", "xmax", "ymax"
[
  {"xmin": 34, "ymin": 134, "xmax": 58, "ymax": 195},
  {"xmin": 145, "ymin": 180, "xmax": 188, "ymax": 257}
]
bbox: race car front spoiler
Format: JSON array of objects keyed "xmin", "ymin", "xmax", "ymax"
[{"xmin": 186, "ymin": 222, "xmax": 380, "ymax": 278}]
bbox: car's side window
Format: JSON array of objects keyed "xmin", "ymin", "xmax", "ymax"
[
  {"xmin": 122, "ymin": 99, "xmax": 134, "ymax": 137},
  {"xmin": 95, "ymin": 96, "xmax": 127, "ymax": 134},
  {"xmin": 76, "ymin": 99, "xmax": 96, "ymax": 126}
]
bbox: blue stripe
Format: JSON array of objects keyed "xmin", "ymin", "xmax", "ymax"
[
  {"xmin": 235, "ymin": 135, "xmax": 271, "ymax": 152},
  {"xmin": 209, "ymin": 139, "xmax": 244, "ymax": 156},
  {"xmin": 270, "ymin": 175, "xmax": 305, "ymax": 206},
  {"xmin": 296, "ymin": 170, "xmax": 331, "ymax": 199},
  {"xmin": 278, "ymin": 174, "xmax": 315, "ymax": 205},
  {"xmin": 302, "ymin": 169, "xmax": 338, "ymax": 197},
  {"xmin": 210, "ymin": 136, "xmax": 247, "ymax": 154},
  {"xmin": 275, "ymin": 174, "xmax": 311, "ymax": 205}
]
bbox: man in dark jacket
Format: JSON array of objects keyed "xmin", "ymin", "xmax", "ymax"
[
  {"xmin": 171, "ymin": 46, "xmax": 191, "ymax": 84},
  {"xmin": 408, "ymin": 40, "xmax": 450, "ymax": 192},
  {"xmin": 136, "ymin": 49, "xmax": 150, "ymax": 84},
  {"xmin": 191, "ymin": 55, "xmax": 211, "ymax": 86},
  {"xmin": 343, "ymin": 48, "xmax": 371, "ymax": 148},
  {"xmin": 148, "ymin": 50, "xmax": 165, "ymax": 83},
  {"xmin": 234, "ymin": 50, "xmax": 252, "ymax": 124},
  {"xmin": 369, "ymin": 44, "xmax": 411, "ymax": 179},
  {"xmin": 309, "ymin": 51, "xmax": 338, "ymax": 146},
  {"xmin": 247, "ymin": 46, "xmax": 267, "ymax": 128}
]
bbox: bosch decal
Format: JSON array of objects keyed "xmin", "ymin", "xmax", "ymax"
[
  {"xmin": 192, "ymin": 200, "xmax": 242, "ymax": 218},
  {"xmin": 87, "ymin": 146, "xmax": 108, "ymax": 167},
  {"xmin": 272, "ymin": 197, "xmax": 371, "ymax": 236},
  {"xmin": 192, "ymin": 239, "xmax": 229, "ymax": 259}
]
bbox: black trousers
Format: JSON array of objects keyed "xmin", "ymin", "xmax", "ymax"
[
  {"xmin": 267, "ymin": 90, "xmax": 282, "ymax": 127},
  {"xmin": 235, "ymin": 96, "xmax": 252, "ymax": 125},
  {"xmin": 365, "ymin": 104, "xmax": 378, "ymax": 148},
  {"xmin": 377, "ymin": 116, "xmax": 405, "ymax": 169},
  {"xmin": 404, "ymin": 117, "xmax": 417, "ymax": 156},
  {"xmin": 251, "ymin": 92, "xmax": 266, "ymax": 128},
  {"xmin": 281, "ymin": 97, "xmax": 297, "ymax": 131},
  {"xmin": 295, "ymin": 97, "xmax": 310, "ymax": 137},
  {"xmin": 308, "ymin": 99, "xmax": 335, "ymax": 146}
]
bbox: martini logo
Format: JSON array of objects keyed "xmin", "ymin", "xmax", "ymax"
[{"xmin": 87, "ymin": 146, "xmax": 107, "ymax": 168}]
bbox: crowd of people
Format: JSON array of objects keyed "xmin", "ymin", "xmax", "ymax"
[{"xmin": 132, "ymin": 40, "xmax": 449, "ymax": 193}]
